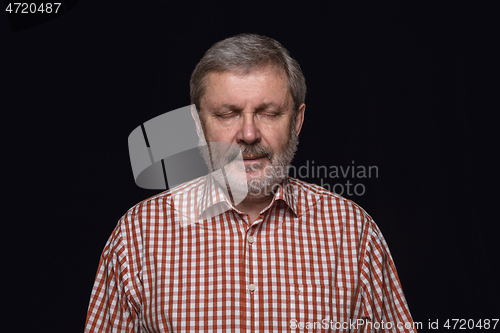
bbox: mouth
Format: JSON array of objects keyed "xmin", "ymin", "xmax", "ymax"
[
  {"xmin": 242, "ymin": 156, "xmax": 267, "ymax": 166},
  {"xmin": 243, "ymin": 155, "xmax": 266, "ymax": 160},
  {"xmin": 243, "ymin": 155, "xmax": 265, "ymax": 160}
]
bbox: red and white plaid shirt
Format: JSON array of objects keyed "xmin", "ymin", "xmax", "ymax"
[{"xmin": 85, "ymin": 176, "xmax": 417, "ymax": 332}]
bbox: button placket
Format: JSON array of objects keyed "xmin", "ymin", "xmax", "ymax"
[{"xmin": 245, "ymin": 230, "xmax": 259, "ymax": 295}]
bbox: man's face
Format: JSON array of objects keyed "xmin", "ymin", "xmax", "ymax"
[{"xmin": 198, "ymin": 65, "xmax": 305, "ymax": 197}]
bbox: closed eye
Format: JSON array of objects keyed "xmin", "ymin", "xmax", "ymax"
[
  {"xmin": 216, "ymin": 112, "xmax": 238, "ymax": 119},
  {"xmin": 258, "ymin": 110, "xmax": 282, "ymax": 118}
]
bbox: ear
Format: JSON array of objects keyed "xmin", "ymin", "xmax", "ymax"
[{"xmin": 294, "ymin": 103, "xmax": 306, "ymax": 136}]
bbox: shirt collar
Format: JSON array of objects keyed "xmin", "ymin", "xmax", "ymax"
[
  {"xmin": 198, "ymin": 176, "xmax": 316, "ymax": 220},
  {"xmin": 198, "ymin": 174, "xmax": 234, "ymax": 220},
  {"xmin": 267, "ymin": 177, "xmax": 313, "ymax": 218}
]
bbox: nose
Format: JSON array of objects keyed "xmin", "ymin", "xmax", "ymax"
[{"xmin": 236, "ymin": 112, "xmax": 261, "ymax": 145}]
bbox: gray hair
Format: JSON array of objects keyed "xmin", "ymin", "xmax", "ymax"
[{"xmin": 190, "ymin": 33, "xmax": 306, "ymax": 113}]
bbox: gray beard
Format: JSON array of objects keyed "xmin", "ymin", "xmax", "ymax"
[{"xmin": 198, "ymin": 127, "xmax": 299, "ymax": 200}]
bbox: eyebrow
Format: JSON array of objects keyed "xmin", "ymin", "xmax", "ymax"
[{"xmin": 219, "ymin": 102, "xmax": 283, "ymax": 111}]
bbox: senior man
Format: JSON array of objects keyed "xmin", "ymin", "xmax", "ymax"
[{"xmin": 85, "ymin": 34, "xmax": 417, "ymax": 332}]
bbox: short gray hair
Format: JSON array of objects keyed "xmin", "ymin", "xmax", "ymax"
[{"xmin": 190, "ymin": 33, "xmax": 306, "ymax": 113}]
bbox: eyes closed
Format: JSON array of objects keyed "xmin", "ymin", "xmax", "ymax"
[{"xmin": 215, "ymin": 109, "xmax": 284, "ymax": 120}]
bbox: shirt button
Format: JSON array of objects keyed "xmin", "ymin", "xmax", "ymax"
[
  {"xmin": 248, "ymin": 236, "xmax": 255, "ymax": 244},
  {"xmin": 248, "ymin": 284, "xmax": 256, "ymax": 292}
]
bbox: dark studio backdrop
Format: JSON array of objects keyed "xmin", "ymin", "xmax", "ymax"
[{"xmin": 3, "ymin": 1, "xmax": 492, "ymax": 332}]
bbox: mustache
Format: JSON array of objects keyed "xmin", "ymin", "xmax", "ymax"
[{"xmin": 225, "ymin": 144, "xmax": 274, "ymax": 163}]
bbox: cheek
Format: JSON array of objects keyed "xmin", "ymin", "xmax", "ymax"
[
  {"xmin": 270, "ymin": 121, "xmax": 293, "ymax": 142},
  {"xmin": 203, "ymin": 122, "xmax": 236, "ymax": 143},
  {"xmin": 265, "ymin": 130, "xmax": 291, "ymax": 153}
]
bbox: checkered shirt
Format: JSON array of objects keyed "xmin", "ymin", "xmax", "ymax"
[{"xmin": 85, "ymin": 176, "xmax": 417, "ymax": 332}]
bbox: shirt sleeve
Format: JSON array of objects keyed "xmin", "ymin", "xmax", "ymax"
[
  {"xmin": 85, "ymin": 218, "xmax": 142, "ymax": 333},
  {"xmin": 359, "ymin": 222, "xmax": 417, "ymax": 333}
]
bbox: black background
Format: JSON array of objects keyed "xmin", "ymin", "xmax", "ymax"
[{"xmin": 3, "ymin": 1, "xmax": 493, "ymax": 332}]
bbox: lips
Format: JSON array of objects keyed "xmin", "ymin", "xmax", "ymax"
[{"xmin": 243, "ymin": 155, "xmax": 265, "ymax": 160}]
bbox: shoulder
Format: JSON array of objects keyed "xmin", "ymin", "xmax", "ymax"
[
  {"xmin": 290, "ymin": 178, "xmax": 391, "ymax": 260},
  {"xmin": 288, "ymin": 177, "xmax": 380, "ymax": 234},
  {"xmin": 288, "ymin": 177, "xmax": 372, "ymax": 218},
  {"xmin": 117, "ymin": 176, "xmax": 206, "ymax": 231}
]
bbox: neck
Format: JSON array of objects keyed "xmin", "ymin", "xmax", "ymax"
[{"xmin": 235, "ymin": 193, "xmax": 274, "ymax": 223}]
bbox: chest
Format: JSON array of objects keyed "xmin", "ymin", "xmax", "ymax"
[{"xmin": 139, "ymin": 214, "xmax": 360, "ymax": 332}]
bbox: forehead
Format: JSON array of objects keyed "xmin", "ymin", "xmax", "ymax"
[{"xmin": 202, "ymin": 66, "xmax": 292, "ymax": 109}]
